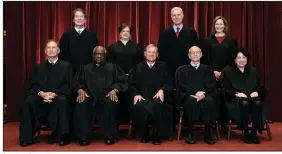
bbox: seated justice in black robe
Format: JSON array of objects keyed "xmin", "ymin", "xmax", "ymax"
[
  {"xmin": 73, "ymin": 46, "xmax": 128, "ymax": 146},
  {"xmin": 19, "ymin": 40, "xmax": 72, "ymax": 147},
  {"xmin": 175, "ymin": 46, "xmax": 217, "ymax": 145},
  {"xmin": 128, "ymin": 44, "xmax": 174, "ymax": 145},
  {"xmin": 223, "ymin": 48, "xmax": 264, "ymax": 144}
]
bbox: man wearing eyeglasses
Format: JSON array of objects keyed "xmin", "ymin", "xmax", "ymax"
[
  {"xmin": 73, "ymin": 46, "xmax": 128, "ymax": 146},
  {"xmin": 175, "ymin": 46, "xmax": 217, "ymax": 145}
]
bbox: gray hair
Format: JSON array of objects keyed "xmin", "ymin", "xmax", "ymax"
[
  {"xmin": 93, "ymin": 46, "xmax": 107, "ymax": 55},
  {"xmin": 188, "ymin": 46, "xmax": 202, "ymax": 54},
  {"xmin": 145, "ymin": 44, "xmax": 158, "ymax": 52},
  {"xmin": 170, "ymin": 7, "xmax": 183, "ymax": 15}
]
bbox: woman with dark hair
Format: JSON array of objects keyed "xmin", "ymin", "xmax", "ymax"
[
  {"xmin": 107, "ymin": 23, "xmax": 143, "ymax": 74},
  {"xmin": 223, "ymin": 48, "xmax": 262, "ymax": 144}
]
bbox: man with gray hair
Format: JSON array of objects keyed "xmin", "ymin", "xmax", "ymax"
[
  {"xmin": 158, "ymin": 7, "xmax": 199, "ymax": 76},
  {"xmin": 128, "ymin": 44, "xmax": 173, "ymax": 145},
  {"xmin": 73, "ymin": 46, "xmax": 128, "ymax": 146}
]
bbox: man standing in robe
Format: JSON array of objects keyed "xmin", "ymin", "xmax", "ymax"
[
  {"xmin": 73, "ymin": 46, "xmax": 128, "ymax": 146},
  {"xmin": 158, "ymin": 7, "xmax": 199, "ymax": 75},
  {"xmin": 175, "ymin": 46, "xmax": 217, "ymax": 145},
  {"xmin": 59, "ymin": 8, "xmax": 99, "ymax": 73},
  {"xmin": 128, "ymin": 44, "xmax": 174, "ymax": 145},
  {"xmin": 19, "ymin": 40, "xmax": 72, "ymax": 146}
]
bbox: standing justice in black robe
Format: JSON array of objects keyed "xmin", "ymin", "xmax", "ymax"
[
  {"xmin": 205, "ymin": 35, "xmax": 238, "ymax": 71},
  {"xmin": 128, "ymin": 61, "xmax": 174, "ymax": 139},
  {"xmin": 175, "ymin": 64, "xmax": 217, "ymax": 131},
  {"xmin": 59, "ymin": 28, "xmax": 99, "ymax": 72},
  {"xmin": 73, "ymin": 62, "xmax": 128, "ymax": 141},
  {"xmin": 203, "ymin": 35, "xmax": 238, "ymax": 121},
  {"xmin": 157, "ymin": 26, "xmax": 199, "ymax": 75},
  {"xmin": 19, "ymin": 60, "xmax": 72, "ymax": 144},
  {"xmin": 223, "ymin": 66, "xmax": 265, "ymax": 132},
  {"xmin": 106, "ymin": 40, "xmax": 143, "ymax": 123},
  {"xmin": 107, "ymin": 40, "xmax": 143, "ymax": 74}
]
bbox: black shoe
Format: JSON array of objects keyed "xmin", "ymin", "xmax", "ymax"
[
  {"xmin": 105, "ymin": 138, "xmax": 115, "ymax": 145},
  {"xmin": 204, "ymin": 130, "xmax": 215, "ymax": 145},
  {"xmin": 250, "ymin": 131, "xmax": 260, "ymax": 144},
  {"xmin": 79, "ymin": 140, "xmax": 90, "ymax": 146},
  {"xmin": 20, "ymin": 141, "xmax": 34, "ymax": 146},
  {"xmin": 152, "ymin": 137, "xmax": 161, "ymax": 145},
  {"xmin": 140, "ymin": 135, "xmax": 150, "ymax": 143},
  {"xmin": 48, "ymin": 132, "xmax": 58, "ymax": 144},
  {"xmin": 59, "ymin": 140, "xmax": 69, "ymax": 146},
  {"xmin": 185, "ymin": 134, "xmax": 196, "ymax": 144}
]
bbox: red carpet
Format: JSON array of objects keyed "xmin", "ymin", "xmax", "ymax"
[{"xmin": 4, "ymin": 122, "xmax": 282, "ymax": 151}]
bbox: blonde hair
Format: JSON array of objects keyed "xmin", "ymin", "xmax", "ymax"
[{"xmin": 170, "ymin": 7, "xmax": 183, "ymax": 15}]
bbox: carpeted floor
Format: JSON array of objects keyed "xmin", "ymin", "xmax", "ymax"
[{"xmin": 4, "ymin": 122, "xmax": 282, "ymax": 151}]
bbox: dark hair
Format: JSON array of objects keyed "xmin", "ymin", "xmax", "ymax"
[
  {"xmin": 209, "ymin": 16, "xmax": 228, "ymax": 37},
  {"xmin": 233, "ymin": 48, "xmax": 249, "ymax": 60},
  {"xmin": 118, "ymin": 23, "xmax": 132, "ymax": 34},
  {"xmin": 72, "ymin": 8, "xmax": 87, "ymax": 18}
]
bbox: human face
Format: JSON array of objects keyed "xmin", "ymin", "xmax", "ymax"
[
  {"xmin": 215, "ymin": 19, "xmax": 225, "ymax": 33},
  {"xmin": 235, "ymin": 52, "xmax": 247, "ymax": 68},
  {"xmin": 144, "ymin": 46, "xmax": 158, "ymax": 62},
  {"xmin": 171, "ymin": 9, "xmax": 184, "ymax": 26},
  {"xmin": 73, "ymin": 11, "xmax": 86, "ymax": 27},
  {"xmin": 120, "ymin": 26, "xmax": 131, "ymax": 41},
  {"xmin": 93, "ymin": 48, "xmax": 106, "ymax": 64},
  {"xmin": 188, "ymin": 46, "xmax": 202, "ymax": 62},
  {"xmin": 45, "ymin": 41, "xmax": 59, "ymax": 58}
]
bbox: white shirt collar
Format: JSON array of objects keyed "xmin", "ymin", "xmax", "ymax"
[
  {"xmin": 146, "ymin": 61, "xmax": 155, "ymax": 67},
  {"xmin": 190, "ymin": 62, "xmax": 200, "ymax": 70},
  {"xmin": 48, "ymin": 58, "xmax": 58, "ymax": 64},
  {"xmin": 173, "ymin": 24, "xmax": 183, "ymax": 32},
  {"xmin": 120, "ymin": 39, "xmax": 129, "ymax": 45},
  {"xmin": 74, "ymin": 27, "xmax": 85, "ymax": 34}
]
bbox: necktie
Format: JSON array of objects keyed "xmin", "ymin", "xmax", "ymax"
[
  {"xmin": 51, "ymin": 62, "xmax": 55, "ymax": 66},
  {"xmin": 149, "ymin": 64, "xmax": 153, "ymax": 68},
  {"xmin": 176, "ymin": 27, "xmax": 180, "ymax": 38},
  {"xmin": 78, "ymin": 29, "xmax": 81, "ymax": 34}
]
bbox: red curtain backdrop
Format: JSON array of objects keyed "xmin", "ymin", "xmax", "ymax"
[{"xmin": 4, "ymin": 1, "xmax": 282, "ymax": 121}]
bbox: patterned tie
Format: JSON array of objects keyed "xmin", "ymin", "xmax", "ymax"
[{"xmin": 176, "ymin": 27, "xmax": 180, "ymax": 38}]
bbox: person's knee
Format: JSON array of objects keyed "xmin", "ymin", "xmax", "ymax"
[
  {"xmin": 241, "ymin": 100, "xmax": 249, "ymax": 108},
  {"xmin": 254, "ymin": 100, "xmax": 261, "ymax": 106},
  {"xmin": 183, "ymin": 96, "xmax": 197, "ymax": 106}
]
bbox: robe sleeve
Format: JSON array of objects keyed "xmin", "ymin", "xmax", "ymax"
[
  {"xmin": 72, "ymin": 67, "xmax": 87, "ymax": 93},
  {"xmin": 253, "ymin": 68, "xmax": 261, "ymax": 93},
  {"xmin": 190, "ymin": 28, "xmax": 199, "ymax": 47},
  {"xmin": 128, "ymin": 66, "xmax": 141, "ymax": 97},
  {"xmin": 161, "ymin": 63, "xmax": 173, "ymax": 93},
  {"xmin": 55, "ymin": 64, "xmax": 73, "ymax": 96},
  {"xmin": 157, "ymin": 30, "xmax": 166, "ymax": 61},
  {"xmin": 228, "ymin": 38, "xmax": 238, "ymax": 67},
  {"xmin": 29, "ymin": 66, "xmax": 43, "ymax": 95},
  {"xmin": 109, "ymin": 64, "xmax": 128, "ymax": 93},
  {"xmin": 223, "ymin": 68, "xmax": 237, "ymax": 97},
  {"xmin": 176, "ymin": 68, "xmax": 197, "ymax": 96},
  {"xmin": 134, "ymin": 44, "xmax": 144, "ymax": 66},
  {"xmin": 203, "ymin": 66, "xmax": 216, "ymax": 95},
  {"xmin": 58, "ymin": 32, "xmax": 69, "ymax": 61},
  {"xmin": 106, "ymin": 44, "xmax": 115, "ymax": 63}
]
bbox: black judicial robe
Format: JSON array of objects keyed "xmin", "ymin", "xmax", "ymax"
[
  {"xmin": 175, "ymin": 64, "xmax": 217, "ymax": 105},
  {"xmin": 73, "ymin": 62, "xmax": 128, "ymax": 106},
  {"xmin": 223, "ymin": 66, "xmax": 268, "ymax": 130},
  {"xmin": 107, "ymin": 40, "xmax": 143, "ymax": 74},
  {"xmin": 128, "ymin": 61, "xmax": 174, "ymax": 138},
  {"xmin": 205, "ymin": 35, "xmax": 237, "ymax": 71},
  {"xmin": 19, "ymin": 60, "xmax": 72, "ymax": 142},
  {"xmin": 158, "ymin": 26, "xmax": 199, "ymax": 74},
  {"xmin": 59, "ymin": 28, "xmax": 99, "ymax": 70}
]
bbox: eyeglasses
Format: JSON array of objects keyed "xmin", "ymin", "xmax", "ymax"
[{"xmin": 189, "ymin": 51, "xmax": 201, "ymax": 55}]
